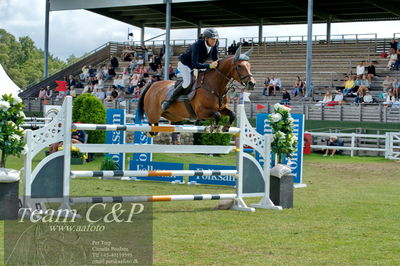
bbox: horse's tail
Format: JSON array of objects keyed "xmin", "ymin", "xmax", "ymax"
[{"xmin": 137, "ymin": 82, "xmax": 153, "ymax": 122}]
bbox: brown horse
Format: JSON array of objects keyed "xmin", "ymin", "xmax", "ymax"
[{"xmin": 137, "ymin": 46, "xmax": 256, "ymax": 132}]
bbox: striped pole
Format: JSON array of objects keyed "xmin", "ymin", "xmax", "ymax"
[
  {"xmin": 72, "ymin": 123, "xmax": 241, "ymax": 134},
  {"xmin": 71, "ymin": 170, "xmax": 238, "ymax": 178},
  {"xmin": 70, "ymin": 194, "xmax": 237, "ymax": 204}
]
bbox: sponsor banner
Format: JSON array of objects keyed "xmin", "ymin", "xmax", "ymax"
[
  {"xmin": 129, "ymin": 161, "xmax": 184, "ymax": 183},
  {"xmin": 188, "ymin": 164, "xmax": 236, "ymax": 186},
  {"xmin": 256, "ymin": 113, "xmax": 304, "ymax": 184},
  {"xmin": 106, "ymin": 109, "xmax": 125, "ymax": 170}
]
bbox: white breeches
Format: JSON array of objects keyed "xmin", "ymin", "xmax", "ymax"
[{"xmin": 178, "ymin": 61, "xmax": 192, "ymax": 88}]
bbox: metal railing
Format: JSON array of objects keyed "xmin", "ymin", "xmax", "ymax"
[{"xmin": 240, "ymin": 33, "xmax": 378, "ymax": 45}]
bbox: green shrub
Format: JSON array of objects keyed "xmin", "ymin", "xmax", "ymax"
[
  {"xmin": 100, "ymin": 157, "xmax": 120, "ymax": 171},
  {"xmin": 197, "ymin": 116, "xmax": 232, "ymax": 146},
  {"xmin": 72, "ymin": 94, "xmax": 106, "ymax": 144}
]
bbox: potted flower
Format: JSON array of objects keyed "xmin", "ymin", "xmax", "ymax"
[
  {"xmin": 0, "ymin": 94, "xmax": 26, "ymax": 219},
  {"xmin": 268, "ymin": 103, "xmax": 298, "ymax": 165},
  {"xmin": 58, "ymin": 145, "xmax": 87, "ymax": 165}
]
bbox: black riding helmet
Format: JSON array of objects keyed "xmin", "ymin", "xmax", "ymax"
[{"xmin": 203, "ymin": 28, "xmax": 219, "ymax": 39}]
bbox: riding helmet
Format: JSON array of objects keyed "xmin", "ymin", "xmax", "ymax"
[{"xmin": 203, "ymin": 28, "xmax": 219, "ymax": 39}]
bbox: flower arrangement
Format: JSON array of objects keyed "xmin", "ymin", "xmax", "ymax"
[
  {"xmin": 0, "ymin": 94, "xmax": 26, "ymax": 168},
  {"xmin": 58, "ymin": 145, "xmax": 88, "ymax": 161},
  {"xmin": 268, "ymin": 103, "xmax": 298, "ymax": 164}
]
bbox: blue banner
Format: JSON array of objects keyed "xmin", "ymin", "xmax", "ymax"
[
  {"xmin": 106, "ymin": 109, "xmax": 125, "ymax": 170},
  {"xmin": 188, "ymin": 164, "xmax": 236, "ymax": 186},
  {"xmin": 129, "ymin": 161, "xmax": 184, "ymax": 183},
  {"xmin": 256, "ymin": 113, "xmax": 304, "ymax": 184},
  {"xmin": 133, "ymin": 111, "xmax": 152, "ymax": 162}
]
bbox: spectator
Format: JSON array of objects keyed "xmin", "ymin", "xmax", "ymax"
[
  {"xmin": 80, "ymin": 65, "xmax": 89, "ymax": 81},
  {"xmin": 293, "ymin": 76, "xmax": 304, "ymax": 97},
  {"xmin": 262, "ymin": 76, "xmax": 270, "ymax": 96},
  {"xmin": 356, "ymin": 61, "xmax": 365, "ymax": 77},
  {"xmin": 387, "ymin": 50, "xmax": 398, "ymax": 70},
  {"xmin": 105, "ymin": 86, "xmax": 113, "ymax": 102},
  {"xmin": 280, "ymin": 88, "xmax": 291, "ymax": 105},
  {"xmin": 127, "ymin": 74, "xmax": 140, "ymax": 94},
  {"xmin": 38, "ymin": 87, "xmax": 46, "ymax": 100},
  {"xmin": 113, "ymin": 75, "xmax": 124, "ymax": 89},
  {"xmin": 49, "ymin": 127, "xmax": 86, "ymax": 154},
  {"xmin": 392, "ymin": 77, "xmax": 400, "ymax": 99},
  {"xmin": 343, "ymin": 76, "xmax": 355, "ymax": 96},
  {"xmin": 356, "ymin": 85, "xmax": 368, "ymax": 99},
  {"xmin": 323, "ymin": 136, "xmax": 340, "ymax": 157},
  {"xmin": 105, "ymin": 65, "xmax": 116, "ymax": 81},
  {"xmin": 393, "ymin": 49, "xmax": 400, "ymax": 70},
  {"xmin": 362, "ymin": 90, "xmax": 374, "ymax": 103},
  {"xmin": 316, "ymin": 91, "xmax": 333, "ymax": 106},
  {"xmin": 266, "ymin": 75, "xmax": 281, "ymax": 96},
  {"xmin": 353, "ymin": 75, "xmax": 362, "ymax": 94},
  {"xmin": 110, "ymin": 56, "xmax": 119, "ymax": 69},
  {"xmin": 111, "ymin": 86, "xmax": 118, "ymax": 99},
  {"xmin": 383, "ymin": 90, "xmax": 396, "ymax": 107},
  {"xmin": 361, "ymin": 74, "xmax": 370, "ymax": 89},
  {"xmin": 168, "ymin": 63, "xmax": 175, "ymax": 80},
  {"xmin": 156, "ymin": 64, "xmax": 163, "ymax": 76},
  {"xmin": 96, "ymin": 76, "xmax": 104, "ymax": 90},
  {"xmin": 227, "ymin": 87, "xmax": 238, "ymax": 105},
  {"xmin": 69, "ymin": 86, "xmax": 77, "ymax": 98},
  {"xmin": 333, "ymin": 89, "xmax": 344, "ymax": 104},
  {"xmin": 67, "ymin": 75, "xmax": 76, "ymax": 89},
  {"xmin": 93, "ymin": 87, "xmax": 105, "ymax": 101},
  {"xmin": 45, "ymin": 86, "xmax": 52, "ymax": 100},
  {"xmin": 389, "ymin": 39, "xmax": 398, "ymax": 54},
  {"xmin": 88, "ymin": 65, "xmax": 95, "ymax": 78},
  {"xmin": 365, "ymin": 62, "xmax": 376, "ymax": 83},
  {"xmin": 116, "ymin": 87, "xmax": 126, "ymax": 102}
]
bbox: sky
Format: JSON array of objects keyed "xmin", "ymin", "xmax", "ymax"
[{"xmin": 1, "ymin": 0, "xmax": 400, "ymax": 60}]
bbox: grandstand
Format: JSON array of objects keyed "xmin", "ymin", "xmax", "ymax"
[{"xmin": 19, "ymin": 35, "xmax": 400, "ymax": 123}]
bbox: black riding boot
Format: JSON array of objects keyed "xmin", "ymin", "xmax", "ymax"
[{"xmin": 161, "ymin": 82, "xmax": 186, "ymax": 111}]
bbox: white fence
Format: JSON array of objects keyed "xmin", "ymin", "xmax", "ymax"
[{"xmin": 307, "ymin": 132, "xmax": 400, "ymax": 159}]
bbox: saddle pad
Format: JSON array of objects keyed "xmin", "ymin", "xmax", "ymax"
[{"xmin": 166, "ymin": 83, "xmax": 197, "ymax": 102}]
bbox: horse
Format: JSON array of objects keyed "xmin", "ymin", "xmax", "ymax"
[{"xmin": 137, "ymin": 46, "xmax": 256, "ymax": 133}]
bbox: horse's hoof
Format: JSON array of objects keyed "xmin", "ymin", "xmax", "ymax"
[
  {"xmin": 205, "ymin": 126, "xmax": 212, "ymax": 133},
  {"xmin": 222, "ymin": 126, "xmax": 230, "ymax": 132}
]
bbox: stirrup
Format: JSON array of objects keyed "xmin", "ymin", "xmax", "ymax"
[{"xmin": 161, "ymin": 100, "xmax": 172, "ymax": 111}]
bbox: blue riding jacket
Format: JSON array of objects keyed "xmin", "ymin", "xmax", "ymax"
[{"xmin": 179, "ymin": 39, "xmax": 219, "ymax": 69}]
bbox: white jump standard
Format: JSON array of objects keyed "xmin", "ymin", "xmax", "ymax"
[{"xmin": 22, "ymin": 96, "xmax": 282, "ymax": 213}]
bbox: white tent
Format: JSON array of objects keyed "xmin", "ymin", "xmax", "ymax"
[{"xmin": 0, "ymin": 64, "xmax": 22, "ymax": 97}]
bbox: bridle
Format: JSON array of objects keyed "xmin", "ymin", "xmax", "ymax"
[{"xmin": 199, "ymin": 58, "xmax": 253, "ymax": 110}]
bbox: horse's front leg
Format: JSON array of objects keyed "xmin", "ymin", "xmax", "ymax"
[
  {"xmin": 146, "ymin": 122, "xmax": 159, "ymax": 137},
  {"xmin": 220, "ymin": 108, "xmax": 236, "ymax": 132}
]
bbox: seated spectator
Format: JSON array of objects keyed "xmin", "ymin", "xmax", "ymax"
[
  {"xmin": 37, "ymin": 87, "xmax": 46, "ymax": 100},
  {"xmin": 88, "ymin": 65, "xmax": 95, "ymax": 78},
  {"xmin": 156, "ymin": 64, "xmax": 163, "ymax": 76},
  {"xmin": 82, "ymin": 83, "xmax": 94, "ymax": 94},
  {"xmin": 383, "ymin": 90, "xmax": 396, "ymax": 107},
  {"xmin": 393, "ymin": 49, "xmax": 400, "ymax": 70},
  {"xmin": 362, "ymin": 90, "xmax": 374, "ymax": 103},
  {"xmin": 127, "ymin": 74, "xmax": 140, "ymax": 94},
  {"xmin": 382, "ymin": 75, "xmax": 392, "ymax": 98},
  {"xmin": 365, "ymin": 62, "xmax": 376, "ymax": 83},
  {"xmin": 356, "ymin": 85, "xmax": 368, "ymax": 99},
  {"xmin": 168, "ymin": 63, "xmax": 175, "ymax": 80},
  {"xmin": 113, "ymin": 75, "xmax": 125, "ymax": 89},
  {"xmin": 105, "ymin": 86, "xmax": 113, "ymax": 102},
  {"xmin": 293, "ymin": 76, "xmax": 304, "ymax": 96},
  {"xmin": 353, "ymin": 75, "xmax": 361, "ymax": 94},
  {"xmin": 122, "ymin": 52, "xmax": 132, "ymax": 62},
  {"xmin": 266, "ymin": 75, "xmax": 281, "ymax": 96},
  {"xmin": 96, "ymin": 67, "xmax": 104, "ymax": 79},
  {"xmin": 356, "ymin": 61, "xmax": 365, "ymax": 78},
  {"xmin": 67, "ymin": 75, "xmax": 76, "ymax": 89},
  {"xmin": 227, "ymin": 87, "xmax": 239, "ymax": 105},
  {"xmin": 392, "ymin": 77, "xmax": 399, "ymax": 99},
  {"xmin": 323, "ymin": 136, "xmax": 341, "ymax": 157},
  {"xmin": 316, "ymin": 91, "xmax": 332, "ymax": 106},
  {"xmin": 96, "ymin": 76, "xmax": 104, "ymax": 89},
  {"xmin": 104, "ymin": 65, "xmax": 116, "ymax": 81},
  {"xmin": 389, "ymin": 39, "xmax": 398, "ymax": 54},
  {"xmin": 92, "ymin": 87, "xmax": 105, "ymax": 101},
  {"xmin": 262, "ymin": 76, "xmax": 270, "ymax": 96},
  {"xmin": 280, "ymin": 88, "xmax": 291, "ymax": 105},
  {"xmin": 44, "ymin": 86, "xmax": 52, "ymax": 101},
  {"xmin": 69, "ymin": 86, "xmax": 77, "ymax": 98},
  {"xmin": 49, "ymin": 127, "xmax": 86, "ymax": 154},
  {"xmin": 80, "ymin": 65, "xmax": 89, "ymax": 81},
  {"xmin": 111, "ymin": 56, "xmax": 119, "ymax": 69},
  {"xmin": 343, "ymin": 76, "xmax": 355, "ymax": 96},
  {"xmin": 116, "ymin": 87, "xmax": 126, "ymax": 102},
  {"xmin": 387, "ymin": 50, "xmax": 397, "ymax": 70},
  {"xmin": 111, "ymin": 86, "xmax": 118, "ymax": 100},
  {"xmin": 333, "ymin": 89, "xmax": 344, "ymax": 104},
  {"xmin": 361, "ymin": 74, "xmax": 370, "ymax": 89}
]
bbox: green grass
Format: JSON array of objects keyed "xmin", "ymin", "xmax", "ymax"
[
  {"xmin": 1, "ymin": 153, "xmax": 400, "ymax": 265},
  {"xmin": 305, "ymin": 120, "xmax": 400, "ymax": 133}
]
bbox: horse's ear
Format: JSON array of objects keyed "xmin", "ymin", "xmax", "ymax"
[
  {"xmin": 244, "ymin": 47, "xmax": 253, "ymax": 57},
  {"xmin": 234, "ymin": 45, "xmax": 242, "ymax": 62}
]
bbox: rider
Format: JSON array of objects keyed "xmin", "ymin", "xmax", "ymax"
[{"xmin": 161, "ymin": 28, "xmax": 220, "ymax": 111}]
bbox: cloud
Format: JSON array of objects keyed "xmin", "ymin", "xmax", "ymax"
[{"xmin": 1, "ymin": 0, "xmax": 400, "ymax": 61}]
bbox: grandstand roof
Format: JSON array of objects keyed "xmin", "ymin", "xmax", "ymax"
[{"xmin": 50, "ymin": 0, "xmax": 400, "ymax": 29}]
